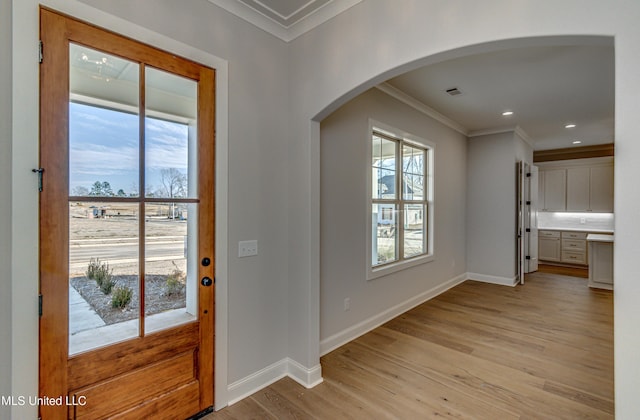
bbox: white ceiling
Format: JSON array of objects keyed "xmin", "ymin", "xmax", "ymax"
[
  {"xmin": 386, "ymin": 45, "xmax": 614, "ymax": 151},
  {"xmin": 208, "ymin": 1, "xmax": 615, "ymax": 151}
]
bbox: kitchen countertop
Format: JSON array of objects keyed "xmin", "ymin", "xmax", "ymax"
[
  {"xmin": 538, "ymin": 227, "xmax": 615, "ymax": 234},
  {"xmin": 587, "ymin": 234, "xmax": 615, "ymax": 243}
]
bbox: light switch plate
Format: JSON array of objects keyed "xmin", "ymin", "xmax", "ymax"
[{"xmin": 239, "ymin": 240, "xmax": 258, "ymax": 257}]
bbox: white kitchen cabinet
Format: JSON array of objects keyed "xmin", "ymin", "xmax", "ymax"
[
  {"xmin": 587, "ymin": 234, "xmax": 614, "ymax": 289},
  {"xmin": 566, "ymin": 167, "xmax": 590, "ymax": 211},
  {"xmin": 560, "ymin": 231, "xmax": 587, "ymax": 265},
  {"xmin": 538, "ymin": 159, "xmax": 613, "ymax": 213},
  {"xmin": 540, "ymin": 169, "xmax": 566, "ymax": 211},
  {"xmin": 539, "ymin": 230, "xmax": 589, "ymax": 266},
  {"xmin": 538, "ymin": 230, "xmax": 561, "ymax": 262},
  {"xmin": 590, "ymin": 165, "xmax": 614, "ymax": 212}
]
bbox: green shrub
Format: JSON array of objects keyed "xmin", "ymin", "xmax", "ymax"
[
  {"xmin": 93, "ymin": 261, "xmax": 115, "ymax": 294},
  {"xmin": 99, "ymin": 275, "xmax": 115, "ymax": 294},
  {"xmin": 86, "ymin": 258, "xmax": 101, "ymax": 280},
  {"xmin": 111, "ymin": 286, "xmax": 133, "ymax": 308}
]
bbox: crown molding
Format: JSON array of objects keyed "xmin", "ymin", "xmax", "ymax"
[
  {"xmin": 375, "ymin": 83, "xmax": 468, "ymax": 135},
  {"xmin": 207, "ymin": 0, "xmax": 362, "ymax": 42}
]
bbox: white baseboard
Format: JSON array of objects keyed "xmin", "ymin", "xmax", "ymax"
[
  {"xmin": 287, "ymin": 358, "xmax": 323, "ymax": 388},
  {"xmin": 227, "ymin": 358, "xmax": 323, "ymax": 406},
  {"xmin": 467, "ymin": 272, "xmax": 518, "ymax": 286},
  {"xmin": 319, "ymin": 273, "xmax": 468, "ymax": 356},
  {"xmin": 227, "ymin": 272, "xmax": 516, "ymax": 407}
]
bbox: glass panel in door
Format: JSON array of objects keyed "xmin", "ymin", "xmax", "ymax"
[
  {"xmin": 144, "ymin": 67, "xmax": 198, "ymax": 332},
  {"xmin": 68, "ymin": 44, "xmax": 141, "ymax": 354},
  {"xmin": 144, "ymin": 202, "xmax": 198, "ymax": 333}
]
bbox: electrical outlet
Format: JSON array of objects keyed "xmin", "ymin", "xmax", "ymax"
[
  {"xmin": 344, "ymin": 298, "xmax": 351, "ymax": 311},
  {"xmin": 580, "ymin": 217, "xmax": 586, "ymax": 224},
  {"xmin": 238, "ymin": 240, "xmax": 258, "ymax": 257}
]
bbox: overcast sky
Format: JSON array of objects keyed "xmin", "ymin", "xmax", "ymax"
[{"xmin": 69, "ymin": 102, "xmax": 189, "ymax": 196}]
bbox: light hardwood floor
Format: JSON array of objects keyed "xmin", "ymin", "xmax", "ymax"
[{"xmin": 205, "ymin": 270, "xmax": 613, "ymax": 419}]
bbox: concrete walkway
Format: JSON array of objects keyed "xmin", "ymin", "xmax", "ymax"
[
  {"xmin": 68, "ymin": 286, "xmax": 195, "ymax": 355},
  {"xmin": 69, "ymin": 285, "xmax": 105, "ymax": 334}
]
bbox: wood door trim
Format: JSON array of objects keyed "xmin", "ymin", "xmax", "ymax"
[
  {"xmin": 196, "ymin": 65, "xmax": 216, "ymax": 408},
  {"xmin": 40, "ymin": 6, "xmax": 211, "ymax": 80},
  {"xmin": 39, "ymin": 9, "xmax": 70, "ymax": 410}
]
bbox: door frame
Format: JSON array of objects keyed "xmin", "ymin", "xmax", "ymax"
[{"xmin": 37, "ymin": 5, "xmax": 231, "ymax": 415}]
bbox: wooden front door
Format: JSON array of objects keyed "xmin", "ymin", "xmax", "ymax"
[{"xmin": 39, "ymin": 8, "xmax": 215, "ymax": 419}]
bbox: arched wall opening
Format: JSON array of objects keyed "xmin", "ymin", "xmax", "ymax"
[
  {"xmin": 313, "ymin": 35, "xmax": 612, "ymax": 122},
  {"xmin": 307, "ymin": 32, "xmax": 618, "ymax": 401}
]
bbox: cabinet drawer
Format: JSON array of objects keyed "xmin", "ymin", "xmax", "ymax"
[
  {"xmin": 562, "ymin": 231, "xmax": 588, "ymax": 240},
  {"xmin": 562, "ymin": 250, "xmax": 587, "ymax": 265},
  {"xmin": 539, "ymin": 230, "xmax": 561, "ymax": 238},
  {"xmin": 562, "ymin": 239, "xmax": 586, "ymax": 251}
]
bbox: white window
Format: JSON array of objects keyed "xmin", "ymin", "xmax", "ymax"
[{"xmin": 368, "ymin": 122, "xmax": 434, "ymax": 279}]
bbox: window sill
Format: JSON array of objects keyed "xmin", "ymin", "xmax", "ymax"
[{"xmin": 367, "ymin": 253, "xmax": 435, "ymax": 281}]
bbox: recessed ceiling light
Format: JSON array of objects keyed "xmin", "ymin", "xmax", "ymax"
[
  {"xmin": 565, "ymin": 123, "xmax": 576, "ymax": 129},
  {"xmin": 502, "ymin": 111, "xmax": 514, "ymax": 116},
  {"xmin": 572, "ymin": 140, "xmax": 582, "ymax": 144}
]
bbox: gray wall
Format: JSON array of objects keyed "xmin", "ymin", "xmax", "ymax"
[
  {"xmin": 466, "ymin": 131, "xmax": 533, "ymax": 281},
  {"xmin": 0, "ymin": 0, "xmax": 12, "ymax": 418},
  {"xmin": 320, "ymin": 88, "xmax": 467, "ymax": 344},
  {"xmin": 466, "ymin": 132, "xmax": 517, "ymax": 280}
]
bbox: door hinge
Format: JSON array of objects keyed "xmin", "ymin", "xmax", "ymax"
[
  {"xmin": 39, "ymin": 40, "xmax": 43, "ymax": 63},
  {"xmin": 32, "ymin": 168, "xmax": 44, "ymax": 192},
  {"xmin": 39, "ymin": 294, "xmax": 43, "ymax": 317}
]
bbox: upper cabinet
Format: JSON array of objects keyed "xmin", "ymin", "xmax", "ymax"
[
  {"xmin": 589, "ymin": 165, "xmax": 614, "ymax": 212},
  {"xmin": 538, "ymin": 158, "xmax": 613, "ymax": 213},
  {"xmin": 567, "ymin": 167, "xmax": 590, "ymax": 211},
  {"xmin": 540, "ymin": 169, "xmax": 567, "ymax": 211}
]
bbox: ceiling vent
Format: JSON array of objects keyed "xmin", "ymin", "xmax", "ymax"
[{"xmin": 445, "ymin": 87, "xmax": 462, "ymax": 96}]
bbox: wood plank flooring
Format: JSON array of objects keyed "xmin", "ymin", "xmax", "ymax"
[
  {"xmin": 205, "ymin": 270, "xmax": 613, "ymax": 419},
  {"xmin": 537, "ymin": 263, "xmax": 589, "ymax": 278}
]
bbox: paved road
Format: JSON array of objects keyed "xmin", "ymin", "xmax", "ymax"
[{"xmin": 69, "ymin": 235, "xmax": 186, "ymax": 272}]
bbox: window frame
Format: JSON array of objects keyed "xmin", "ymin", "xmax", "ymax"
[{"xmin": 367, "ymin": 120, "xmax": 435, "ymax": 280}]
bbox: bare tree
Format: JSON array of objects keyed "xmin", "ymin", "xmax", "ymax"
[
  {"xmin": 72, "ymin": 185, "xmax": 90, "ymax": 196},
  {"xmin": 160, "ymin": 168, "xmax": 187, "ymax": 219}
]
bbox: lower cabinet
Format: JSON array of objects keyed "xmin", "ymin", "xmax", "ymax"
[
  {"xmin": 539, "ymin": 231, "xmax": 561, "ymax": 262},
  {"xmin": 539, "ymin": 230, "xmax": 588, "ymax": 266}
]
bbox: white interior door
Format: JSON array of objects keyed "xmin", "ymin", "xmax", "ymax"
[
  {"xmin": 528, "ymin": 165, "xmax": 539, "ymax": 272},
  {"xmin": 517, "ymin": 161, "xmax": 525, "ymax": 285}
]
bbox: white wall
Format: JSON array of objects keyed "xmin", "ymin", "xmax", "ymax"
[
  {"xmin": 320, "ymin": 88, "xmax": 467, "ymax": 352},
  {"xmin": 288, "ymin": 1, "xmax": 640, "ymax": 417},
  {"xmin": 0, "ymin": 0, "xmax": 13, "ymax": 418}
]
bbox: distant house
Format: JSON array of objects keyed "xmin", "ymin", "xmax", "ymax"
[{"xmin": 375, "ymin": 175, "xmax": 422, "ymax": 228}]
